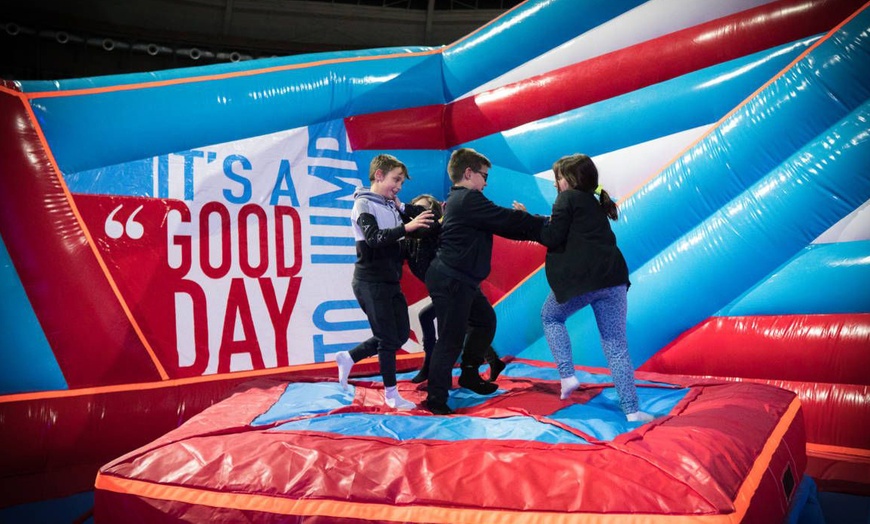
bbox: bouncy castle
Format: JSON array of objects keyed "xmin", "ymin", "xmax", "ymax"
[{"xmin": 1, "ymin": 0, "xmax": 868, "ymax": 521}]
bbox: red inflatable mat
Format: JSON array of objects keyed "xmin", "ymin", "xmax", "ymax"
[{"xmin": 95, "ymin": 361, "xmax": 806, "ymax": 523}]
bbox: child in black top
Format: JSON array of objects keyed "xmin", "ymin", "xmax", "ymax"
[
  {"xmin": 402, "ymin": 194, "xmax": 441, "ymax": 384},
  {"xmin": 403, "ymin": 194, "xmax": 442, "ymax": 285},
  {"xmin": 403, "ymin": 194, "xmax": 506, "ymax": 384},
  {"xmin": 538, "ymin": 154, "xmax": 653, "ymax": 423},
  {"xmin": 335, "ymin": 154, "xmax": 433, "ymax": 410},
  {"xmin": 423, "ymin": 148, "xmax": 545, "ymax": 415}
]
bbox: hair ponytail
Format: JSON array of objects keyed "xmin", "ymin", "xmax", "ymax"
[{"xmin": 598, "ymin": 188, "xmax": 618, "ymax": 221}]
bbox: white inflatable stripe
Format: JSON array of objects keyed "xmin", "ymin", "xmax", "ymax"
[
  {"xmin": 533, "ymin": 124, "xmax": 712, "ymax": 201},
  {"xmin": 815, "ymin": 199, "xmax": 870, "ymax": 243}
]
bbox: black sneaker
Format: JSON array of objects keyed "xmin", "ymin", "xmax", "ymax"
[
  {"xmin": 458, "ymin": 370, "xmax": 498, "ymax": 395},
  {"xmin": 487, "ymin": 358, "xmax": 506, "ymax": 382},
  {"xmin": 424, "ymin": 400, "xmax": 454, "ymax": 415},
  {"xmin": 410, "ymin": 368, "xmax": 428, "ymax": 384}
]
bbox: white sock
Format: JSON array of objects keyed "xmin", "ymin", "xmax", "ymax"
[
  {"xmin": 560, "ymin": 374, "xmax": 581, "ymax": 400},
  {"xmin": 336, "ymin": 351, "xmax": 353, "ymax": 390},
  {"xmin": 626, "ymin": 411, "xmax": 655, "ymax": 423},
  {"xmin": 385, "ymin": 386, "xmax": 415, "ymax": 410}
]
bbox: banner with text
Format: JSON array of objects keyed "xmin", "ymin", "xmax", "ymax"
[{"xmin": 71, "ymin": 120, "xmax": 399, "ymax": 378}]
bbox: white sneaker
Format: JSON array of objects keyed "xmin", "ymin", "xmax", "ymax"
[
  {"xmin": 385, "ymin": 386, "xmax": 416, "ymax": 410},
  {"xmin": 560, "ymin": 374, "xmax": 581, "ymax": 400},
  {"xmin": 335, "ymin": 351, "xmax": 353, "ymax": 390},
  {"xmin": 626, "ymin": 411, "xmax": 654, "ymax": 423}
]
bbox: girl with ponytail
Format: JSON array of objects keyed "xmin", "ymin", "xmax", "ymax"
[{"xmin": 538, "ymin": 154, "xmax": 654, "ymax": 423}]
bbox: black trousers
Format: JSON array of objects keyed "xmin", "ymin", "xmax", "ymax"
[
  {"xmin": 415, "ymin": 301, "xmax": 437, "ymax": 372},
  {"xmin": 350, "ymin": 279, "xmax": 410, "ymax": 387},
  {"xmin": 418, "ymin": 301, "xmax": 437, "ymax": 354},
  {"xmin": 424, "ymin": 264, "xmax": 496, "ymax": 405}
]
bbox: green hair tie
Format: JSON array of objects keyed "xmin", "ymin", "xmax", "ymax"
[{"xmin": 595, "ymin": 184, "xmax": 603, "ymax": 196}]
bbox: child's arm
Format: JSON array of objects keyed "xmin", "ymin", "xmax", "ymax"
[
  {"xmin": 465, "ymin": 191, "xmax": 545, "ymax": 241},
  {"xmin": 356, "ymin": 213, "xmax": 406, "ymax": 247},
  {"xmin": 356, "ymin": 209, "xmax": 433, "ymax": 247}
]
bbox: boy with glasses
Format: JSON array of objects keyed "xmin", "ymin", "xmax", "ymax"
[{"xmin": 423, "ymin": 148, "xmax": 545, "ymax": 415}]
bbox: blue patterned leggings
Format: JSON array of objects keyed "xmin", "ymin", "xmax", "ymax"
[{"xmin": 541, "ymin": 285, "xmax": 640, "ymax": 414}]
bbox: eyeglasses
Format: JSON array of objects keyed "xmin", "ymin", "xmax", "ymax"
[{"xmin": 473, "ymin": 169, "xmax": 489, "ymax": 182}]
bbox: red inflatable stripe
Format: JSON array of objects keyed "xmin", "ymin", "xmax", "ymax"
[
  {"xmin": 346, "ymin": 0, "xmax": 862, "ymax": 151},
  {"xmin": 641, "ymin": 313, "xmax": 870, "ymax": 385},
  {"xmin": 0, "ymin": 91, "xmax": 162, "ymax": 388}
]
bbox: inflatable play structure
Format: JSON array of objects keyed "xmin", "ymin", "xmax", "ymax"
[{"xmin": 1, "ymin": 0, "xmax": 868, "ymax": 521}]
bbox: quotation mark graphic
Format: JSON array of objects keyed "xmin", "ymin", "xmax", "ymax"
[{"xmin": 105, "ymin": 204, "xmax": 145, "ymax": 240}]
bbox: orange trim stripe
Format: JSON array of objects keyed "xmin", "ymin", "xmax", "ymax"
[
  {"xmin": 18, "ymin": 99, "xmax": 170, "ymax": 380},
  {"xmin": 807, "ymin": 443, "xmax": 870, "ymax": 464},
  {"xmin": 730, "ymin": 397, "xmax": 802, "ymax": 522},
  {"xmin": 24, "ymin": 49, "xmax": 442, "ymax": 99},
  {"xmin": 95, "ymin": 473, "xmax": 744, "ymax": 524},
  {"xmin": 0, "ymin": 352, "xmax": 424, "ymax": 404},
  {"xmin": 493, "ymin": 261, "xmax": 545, "ymax": 307},
  {"xmin": 0, "ymin": 85, "xmax": 23, "ymax": 97},
  {"xmin": 0, "ymin": 361, "xmax": 336, "ymax": 403}
]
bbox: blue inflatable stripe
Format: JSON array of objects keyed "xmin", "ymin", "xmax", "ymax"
[
  {"xmin": 32, "ymin": 52, "xmax": 445, "ymax": 174},
  {"xmin": 475, "ymin": 164, "xmax": 557, "ymax": 214},
  {"xmin": 272, "ymin": 412, "xmax": 591, "ymax": 444},
  {"xmin": 0, "ymin": 236, "xmax": 68, "ymax": 394},
  {"xmin": 616, "ymin": 11, "xmax": 870, "ymax": 273},
  {"xmin": 623, "ymin": 101, "xmax": 870, "ymax": 362},
  {"xmin": 718, "ymin": 241, "xmax": 870, "ymax": 316},
  {"xmin": 252, "ymin": 382, "xmax": 357, "ymax": 425},
  {"xmin": 17, "ymin": 46, "xmax": 438, "ymax": 93},
  {"xmin": 493, "ymin": 269, "xmax": 551, "ymax": 356},
  {"xmin": 520, "ymin": 101, "xmax": 870, "ymax": 366},
  {"xmin": 64, "ymin": 157, "xmax": 156, "ymax": 197}
]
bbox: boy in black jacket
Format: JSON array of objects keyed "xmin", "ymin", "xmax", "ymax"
[
  {"xmin": 403, "ymin": 194, "xmax": 506, "ymax": 385},
  {"xmin": 423, "ymin": 148, "xmax": 546, "ymax": 415}
]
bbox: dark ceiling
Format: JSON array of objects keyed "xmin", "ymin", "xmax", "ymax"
[{"xmin": 1, "ymin": 0, "xmax": 523, "ymax": 81}]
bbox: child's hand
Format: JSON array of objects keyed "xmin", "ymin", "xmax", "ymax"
[
  {"xmin": 405, "ymin": 210, "xmax": 434, "ymax": 232},
  {"xmin": 512, "ymin": 201, "xmax": 527, "ymax": 212}
]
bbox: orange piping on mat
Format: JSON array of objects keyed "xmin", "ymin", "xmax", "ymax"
[
  {"xmin": 96, "ymin": 473, "xmax": 746, "ymax": 524},
  {"xmin": 730, "ymin": 397, "xmax": 802, "ymax": 522}
]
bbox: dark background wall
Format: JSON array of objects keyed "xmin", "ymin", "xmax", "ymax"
[{"xmin": 0, "ymin": 0, "xmax": 522, "ymax": 81}]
